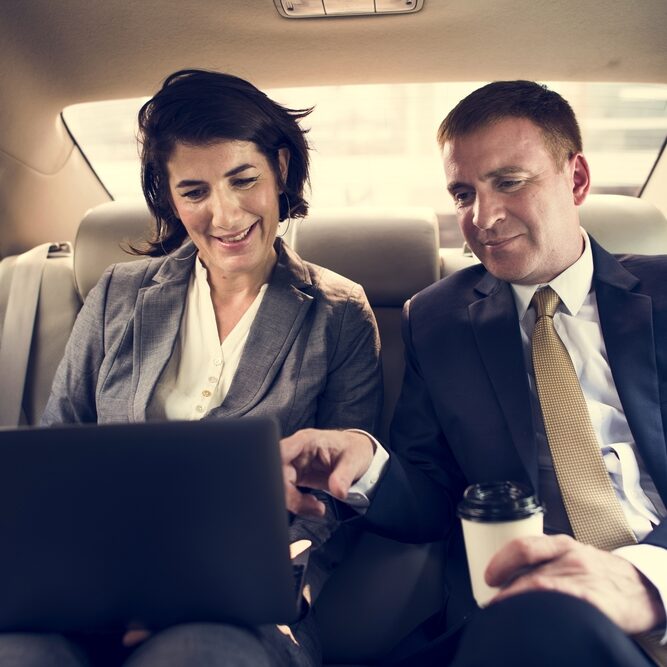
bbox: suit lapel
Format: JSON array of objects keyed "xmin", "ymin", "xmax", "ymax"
[
  {"xmin": 210, "ymin": 241, "xmax": 314, "ymax": 417},
  {"xmin": 131, "ymin": 246, "xmax": 192, "ymax": 420},
  {"xmin": 464, "ymin": 240, "xmax": 667, "ymax": 501},
  {"xmin": 469, "ymin": 274, "xmax": 538, "ymax": 487},
  {"xmin": 592, "ymin": 240, "xmax": 667, "ymax": 497}
]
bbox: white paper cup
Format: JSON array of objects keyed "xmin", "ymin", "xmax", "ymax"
[{"xmin": 457, "ymin": 482, "xmax": 544, "ymax": 607}]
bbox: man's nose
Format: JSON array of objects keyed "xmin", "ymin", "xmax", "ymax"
[{"xmin": 472, "ymin": 193, "xmax": 504, "ymax": 230}]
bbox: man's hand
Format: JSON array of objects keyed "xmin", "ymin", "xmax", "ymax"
[
  {"xmin": 486, "ymin": 534, "xmax": 665, "ymax": 635},
  {"xmin": 280, "ymin": 429, "xmax": 375, "ymax": 517}
]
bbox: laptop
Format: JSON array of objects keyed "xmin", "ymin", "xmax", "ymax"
[{"xmin": 0, "ymin": 416, "xmax": 307, "ymax": 633}]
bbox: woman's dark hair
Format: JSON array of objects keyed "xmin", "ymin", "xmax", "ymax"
[
  {"xmin": 136, "ymin": 69, "xmax": 312, "ymax": 255},
  {"xmin": 437, "ymin": 81, "xmax": 582, "ymax": 169}
]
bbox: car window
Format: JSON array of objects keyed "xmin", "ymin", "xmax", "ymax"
[{"xmin": 63, "ymin": 81, "xmax": 667, "ymax": 248}]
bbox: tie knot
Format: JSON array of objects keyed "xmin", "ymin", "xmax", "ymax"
[{"xmin": 532, "ymin": 286, "xmax": 560, "ymax": 319}]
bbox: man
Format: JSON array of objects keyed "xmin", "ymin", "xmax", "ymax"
[{"xmin": 281, "ymin": 81, "xmax": 667, "ymax": 666}]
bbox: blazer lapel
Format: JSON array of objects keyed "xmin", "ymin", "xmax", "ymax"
[
  {"xmin": 592, "ymin": 240, "xmax": 667, "ymax": 497},
  {"xmin": 469, "ymin": 273, "xmax": 539, "ymax": 487},
  {"xmin": 131, "ymin": 247, "xmax": 192, "ymax": 420},
  {"xmin": 210, "ymin": 241, "xmax": 314, "ymax": 417}
]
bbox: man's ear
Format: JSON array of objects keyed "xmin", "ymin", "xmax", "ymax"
[
  {"xmin": 571, "ymin": 153, "xmax": 591, "ymax": 206},
  {"xmin": 277, "ymin": 147, "xmax": 290, "ymax": 186}
]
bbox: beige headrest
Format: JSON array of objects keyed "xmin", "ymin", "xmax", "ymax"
[
  {"xmin": 74, "ymin": 202, "xmax": 440, "ymax": 306},
  {"xmin": 73, "ymin": 196, "xmax": 665, "ymax": 302},
  {"xmin": 292, "ymin": 207, "xmax": 440, "ymax": 306},
  {"xmin": 580, "ymin": 194, "xmax": 667, "ymax": 254},
  {"xmin": 74, "ymin": 200, "xmax": 153, "ymax": 299}
]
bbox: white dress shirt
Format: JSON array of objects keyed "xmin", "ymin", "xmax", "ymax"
[
  {"xmin": 147, "ymin": 258, "xmax": 267, "ymax": 420},
  {"xmin": 512, "ymin": 230, "xmax": 667, "ymax": 639}
]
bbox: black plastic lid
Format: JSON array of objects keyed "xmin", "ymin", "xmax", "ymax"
[{"xmin": 456, "ymin": 481, "xmax": 544, "ymax": 522}]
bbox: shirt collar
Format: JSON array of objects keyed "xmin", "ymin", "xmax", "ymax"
[
  {"xmin": 511, "ymin": 229, "xmax": 594, "ymax": 321},
  {"xmin": 194, "ymin": 253, "xmax": 208, "ymax": 288}
]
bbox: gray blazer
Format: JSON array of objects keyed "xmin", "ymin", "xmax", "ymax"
[
  {"xmin": 42, "ymin": 239, "xmax": 383, "ymax": 593},
  {"xmin": 42, "ymin": 239, "xmax": 382, "ymax": 432}
]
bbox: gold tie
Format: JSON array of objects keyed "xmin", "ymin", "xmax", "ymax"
[
  {"xmin": 531, "ymin": 286, "xmax": 636, "ymax": 550},
  {"xmin": 531, "ymin": 286, "xmax": 667, "ymax": 666}
]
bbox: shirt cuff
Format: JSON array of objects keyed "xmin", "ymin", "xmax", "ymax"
[
  {"xmin": 614, "ymin": 543, "xmax": 667, "ymax": 643},
  {"xmin": 342, "ymin": 429, "xmax": 390, "ymax": 512}
]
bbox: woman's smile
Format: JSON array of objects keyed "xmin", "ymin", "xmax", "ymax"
[{"xmin": 211, "ymin": 220, "xmax": 259, "ymax": 246}]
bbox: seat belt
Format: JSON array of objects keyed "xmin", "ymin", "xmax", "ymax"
[{"xmin": 0, "ymin": 242, "xmax": 70, "ymax": 427}]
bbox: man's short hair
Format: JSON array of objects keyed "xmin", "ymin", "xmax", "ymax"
[{"xmin": 437, "ymin": 81, "xmax": 582, "ymax": 168}]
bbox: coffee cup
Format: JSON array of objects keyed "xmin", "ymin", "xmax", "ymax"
[{"xmin": 457, "ymin": 481, "xmax": 544, "ymax": 607}]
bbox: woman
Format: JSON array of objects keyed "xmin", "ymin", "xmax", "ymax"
[{"xmin": 37, "ymin": 70, "xmax": 382, "ymax": 666}]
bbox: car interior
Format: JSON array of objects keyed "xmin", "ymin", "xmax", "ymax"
[{"xmin": 0, "ymin": 1, "xmax": 666, "ymax": 664}]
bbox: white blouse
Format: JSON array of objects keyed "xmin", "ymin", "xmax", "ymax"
[{"xmin": 147, "ymin": 257, "xmax": 267, "ymax": 421}]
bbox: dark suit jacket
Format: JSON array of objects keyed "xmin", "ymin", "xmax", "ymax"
[{"xmin": 366, "ymin": 236, "xmax": 667, "ymax": 631}]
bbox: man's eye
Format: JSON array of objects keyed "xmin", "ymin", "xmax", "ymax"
[
  {"xmin": 498, "ymin": 179, "xmax": 522, "ymax": 189},
  {"xmin": 453, "ymin": 191, "xmax": 474, "ymax": 204}
]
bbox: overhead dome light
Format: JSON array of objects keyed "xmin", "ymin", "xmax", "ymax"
[{"xmin": 274, "ymin": 0, "xmax": 424, "ymax": 19}]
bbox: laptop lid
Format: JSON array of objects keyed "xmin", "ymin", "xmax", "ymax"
[{"xmin": 0, "ymin": 416, "xmax": 301, "ymax": 633}]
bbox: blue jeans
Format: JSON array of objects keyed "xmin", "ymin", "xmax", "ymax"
[{"xmin": 0, "ymin": 618, "xmax": 320, "ymax": 667}]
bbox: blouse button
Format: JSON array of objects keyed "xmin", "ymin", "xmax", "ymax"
[
  {"xmin": 202, "ymin": 390, "xmax": 212, "ymax": 398},
  {"xmin": 208, "ymin": 376, "xmax": 217, "ymax": 383},
  {"xmin": 195, "ymin": 405, "xmax": 204, "ymax": 413}
]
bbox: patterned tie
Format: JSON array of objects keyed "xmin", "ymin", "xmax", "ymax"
[
  {"xmin": 531, "ymin": 286, "xmax": 667, "ymax": 666},
  {"xmin": 531, "ymin": 286, "xmax": 636, "ymax": 550}
]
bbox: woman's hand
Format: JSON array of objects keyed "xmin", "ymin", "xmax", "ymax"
[{"xmin": 122, "ymin": 626, "xmax": 152, "ymax": 648}]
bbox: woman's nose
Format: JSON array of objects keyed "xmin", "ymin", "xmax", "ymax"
[{"xmin": 210, "ymin": 192, "xmax": 244, "ymax": 230}]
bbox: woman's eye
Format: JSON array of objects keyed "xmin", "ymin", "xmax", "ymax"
[
  {"xmin": 182, "ymin": 188, "xmax": 206, "ymax": 200},
  {"xmin": 233, "ymin": 176, "xmax": 259, "ymax": 189}
]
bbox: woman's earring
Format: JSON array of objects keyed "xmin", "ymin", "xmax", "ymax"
[{"xmin": 277, "ymin": 192, "xmax": 292, "ymax": 239}]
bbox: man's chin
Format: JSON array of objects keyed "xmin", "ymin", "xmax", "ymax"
[
  {"xmin": 483, "ymin": 260, "xmax": 530, "ymax": 284},
  {"xmin": 482, "ymin": 262, "xmax": 534, "ymax": 285}
]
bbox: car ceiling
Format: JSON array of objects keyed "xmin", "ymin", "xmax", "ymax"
[
  {"xmin": 1, "ymin": 0, "xmax": 666, "ymax": 255},
  {"xmin": 3, "ymin": 1, "xmax": 666, "ymax": 98}
]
